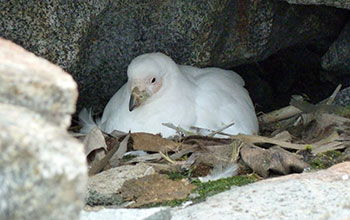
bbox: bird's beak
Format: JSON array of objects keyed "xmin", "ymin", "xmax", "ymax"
[{"xmin": 129, "ymin": 87, "xmax": 150, "ymax": 111}]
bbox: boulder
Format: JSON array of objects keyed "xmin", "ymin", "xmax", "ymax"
[
  {"xmin": 280, "ymin": 0, "xmax": 350, "ymax": 10},
  {"xmin": 0, "ymin": 38, "xmax": 87, "ymax": 220},
  {"xmin": 0, "ymin": 38, "xmax": 77, "ymax": 129}
]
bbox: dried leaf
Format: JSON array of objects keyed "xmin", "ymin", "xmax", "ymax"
[
  {"xmin": 89, "ymin": 134, "xmax": 130, "ymax": 176},
  {"xmin": 240, "ymin": 144, "xmax": 308, "ymax": 177},
  {"xmin": 131, "ymin": 132, "xmax": 178, "ymax": 152},
  {"xmin": 83, "ymin": 126, "xmax": 107, "ymax": 156},
  {"xmin": 109, "ymin": 134, "xmax": 130, "ymax": 167},
  {"xmin": 118, "ymin": 174, "xmax": 195, "ymax": 207}
]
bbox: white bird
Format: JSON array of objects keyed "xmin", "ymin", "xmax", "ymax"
[{"xmin": 80, "ymin": 52, "xmax": 258, "ymax": 137}]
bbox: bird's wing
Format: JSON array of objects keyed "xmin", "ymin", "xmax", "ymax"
[
  {"xmin": 191, "ymin": 68, "xmax": 258, "ymax": 135},
  {"xmin": 99, "ymin": 84, "xmax": 129, "ymax": 133},
  {"xmin": 179, "ymin": 65, "xmax": 245, "ymax": 86}
]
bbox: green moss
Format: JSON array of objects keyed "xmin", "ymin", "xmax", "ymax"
[
  {"xmin": 166, "ymin": 171, "xmax": 190, "ymax": 180},
  {"xmin": 305, "ymin": 145, "xmax": 313, "ymax": 151},
  {"xmin": 310, "ymin": 150, "xmax": 343, "ymax": 169},
  {"xmin": 191, "ymin": 175, "xmax": 256, "ymax": 198},
  {"xmin": 142, "ymin": 175, "xmax": 257, "ymax": 208},
  {"xmin": 338, "ymin": 105, "xmax": 350, "ymax": 118}
]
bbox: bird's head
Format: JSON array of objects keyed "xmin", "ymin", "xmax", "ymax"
[{"xmin": 126, "ymin": 52, "xmax": 177, "ymax": 111}]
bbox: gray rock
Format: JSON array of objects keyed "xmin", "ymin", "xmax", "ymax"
[
  {"xmin": 335, "ymin": 86, "xmax": 350, "ymax": 107},
  {"xmin": 280, "ymin": 0, "xmax": 350, "ymax": 9},
  {"xmin": 86, "ymin": 163, "xmax": 155, "ymax": 206},
  {"xmin": 322, "ymin": 22, "xmax": 350, "ymax": 74},
  {"xmin": 0, "ymin": 0, "xmax": 108, "ymax": 70},
  {"xmin": 171, "ymin": 162, "xmax": 350, "ymax": 220},
  {"xmin": 0, "ymin": 38, "xmax": 77, "ymax": 129},
  {"xmin": 0, "ymin": 103, "xmax": 87, "ymax": 220},
  {"xmin": 80, "ymin": 207, "xmax": 171, "ymax": 220}
]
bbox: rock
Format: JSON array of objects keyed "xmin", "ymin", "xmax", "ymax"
[
  {"xmin": 80, "ymin": 207, "xmax": 171, "ymax": 220},
  {"xmin": 0, "ymin": 104, "xmax": 87, "ymax": 220},
  {"xmin": 0, "ymin": 38, "xmax": 87, "ymax": 219},
  {"xmin": 0, "ymin": 0, "xmax": 108, "ymax": 70},
  {"xmin": 280, "ymin": 0, "xmax": 350, "ymax": 10},
  {"xmin": 335, "ymin": 86, "xmax": 350, "ymax": 107},
  {"xmin": 322, "ymin": 22, "xmax": 350, "ymax": 74},
  {"xmin": 86, "ymin": 163, "xmax": 155, "ymax": 206},
  {"xmin": 172, "ymin": 162, "xmax": 350, "ymax": 220},
  {"xmin": 0, "ymin": 38, "xmax": 77, "ymax": 129}
]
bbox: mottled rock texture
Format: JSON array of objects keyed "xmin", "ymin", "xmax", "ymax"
[
  {"xmin": 0, "ymin": 38, "xmax": 87, "ymax": 220},
  {"xmin": 172, "ymin": 162, "xmax": 350, "ymax": 220},
  {"xmin": 0, "ymin": 0, "xmax": 108, "ymax": 70},
  {"xmin": 0, "ymin": 38, "xmax": 77, "ymax": 129},
  {"xmin": 86, "ymin": 163, "xmax": 155, "ymax": 206},
  {"xmin": 0, "ymin": 104, "xmax": 87, "ymax": 220},
  {"xmin": 322, "ymin": 22, "xmax": 350, "ymax": 74},
  {"xmin": 281, "ymin": 0, "xmax": 350, "ymax": 9}
]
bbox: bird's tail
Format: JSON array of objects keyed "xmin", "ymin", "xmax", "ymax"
[{"xmin": 78, "ymin": 108, "xmax": 98, "ymax": 134}]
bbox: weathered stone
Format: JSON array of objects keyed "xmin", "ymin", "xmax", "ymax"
[
  {"xmin": 0, "ymin": 0, "xmax": 108, "ymax": 70},
  {"xmin": 172, "ymin": 162, "xmax": 350, "ymax": 220},
  {"xmin": 280, "ymin": 0, "xmax": 350, "ymax": 10},
  {"xmin": 0, "ymin": 38, "xmax": 77, "ymax": 129},
  {"xmin": 322, "ymin": 22, "xmax": 350, "ymax": 74},
  {"xmin": 0, "ymin": 103, "xmax": 87, "ymax": 220},
  {"xmin": 86, "ymin": 163, "xmax": 155, "ymax": 206},
  {"xmin": 335, "ymin": 86, "xmax": 350, "ymax": 107},
  {"xmin": 80, "ymin": 207, "xmax": 171, "ymax": 220}
]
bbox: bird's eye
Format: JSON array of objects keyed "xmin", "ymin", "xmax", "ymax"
[{"xmin": 151, "ymin": 77, "xmax": 156, "ymax": 84}]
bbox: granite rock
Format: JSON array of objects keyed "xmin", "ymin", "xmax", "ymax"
[
  {"xmin": 86, "ymin": 163, "xmax": 155, "ymax": 206},
  {"xmin": 0, "ymin": 103, "xmax": 87, "ymax": 220},
  {"xmin": 0, "ymin": 38, "xmax": 77, "ymax": 129},
  {"xmin": 322, "ymin": 22, "xmax": 350, "ymax": 74},
  {"xmin": 0, "ymin": 0, "xmax": 108, "ymax": 70},
  {"xmin": 172, "ymin": 162, "xmax": 350, "ymax": 220},
  {"xmin": 280, "ymin": 0, "xmax": 350, "ymax": 10}
]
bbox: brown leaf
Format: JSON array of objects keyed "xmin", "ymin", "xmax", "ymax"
[
  {"xmin": 240, "ymin": 144, "xmax": 308, "ymax": 178},
  {"xmin": 118, "ymin": 173, "xmax": 195, "ymax": 207},
  {"xmin": 88, "ymin": 134, "xmax": 130, "ymax": 176},
  {"xmin": 83, "ymin": 126, "xmax": 107, "ymax": 157},
  {"xmin": 131, "ymin": 132, "xmax": 178, "ymax": 152}
]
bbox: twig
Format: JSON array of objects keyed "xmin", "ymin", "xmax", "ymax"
[
  {"xmin": 208, "ymin": 122, "xmax": 235, "ymax": 137},
  {"xmin": 326, "ymin": 84, "xmax": 342, "ymax": 105},
  {"xmin": 258, "ymin": 84, "xmax": 343, "ymax": 124},
  {"xmin": 159, "ymin": 151, "xmax": 176, "ymax": 164},
  {"xmin": 232, "ymin": 134, "xmax": 306, "ymax": 150}
]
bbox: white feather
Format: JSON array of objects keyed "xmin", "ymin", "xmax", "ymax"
[
  {"xmin": 198, "ymin": 163, "xmax": 239, "ymax": 183},
  {"xmin": 81, "ymin": 52, "xmax": 259, "ymax": 137},
  {"xmin": 78, "ymin": 108, "xmax": 97, "ymax": 134}
]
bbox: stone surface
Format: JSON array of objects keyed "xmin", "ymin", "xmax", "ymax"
[
  {"xmin": 281, "ymin": 0, "xmax": 350, "ymax": 9},
  {"xmin": 172, "ymin": 162, "xmax": 350, "ymax": 220},
  {"xmin": 335, "ymin": 86, "xmax": 350, "ymax": 107},
  {"xmin": 0, "ymin": 0, "xmax": 108, "ymax": 70},
  {"xmin": 86, "ymin": 163, "xmax": 155, "ymax": 206},
  {"xmin": 0, "ymin": 103, "xmax": 87, "ymax": 220},
  {"xmin": 0, "ymin": 38, "xmax": 77, "ymax": 129},
  {"xmin": 80, "ymin": 207, "xmax": 171, "ymax": 220},
  {"xmin": 322, "ymin": 22, "xmax": 350, "ymax": 74}
]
